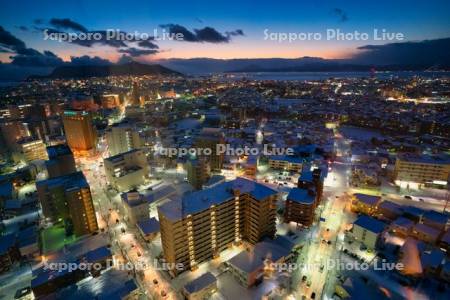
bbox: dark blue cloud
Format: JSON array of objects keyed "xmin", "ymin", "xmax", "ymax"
[
  {"xmin": 69, "ymin": 55, "xmax": 112, "ymax": 66},
  {"xmin": 160, "ymin": 24, "xmax": 244, "ymax": 43},
  {"xmin": 332, "ymin": 8, "xmax": 348, "ymax": 22},
  {"xmin": 137, "ymin": 39, "xmax": 159, "ymax": 49},
  {"xmin": 354, "ymin": 38, "xmax": 450, "ymax": 66},
  {"xmin": 118, "ymin": 47, "xmax": 158, "ymax": 57},
  {"xmin": 49, "ymin": 18, "xmax": 88, "ymax": 32}
]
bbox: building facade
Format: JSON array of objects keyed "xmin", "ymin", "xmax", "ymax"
[
  {"xmin": 394, "ymin": 154, "xmax": 450, "ymax": 189},
  {"xmin": 45, "ymin": 144, "xmax": 77, "ymax": 178},
  {"xmin": 105, "ymin": 121, "xmax": 141, "ymax": 156},
  {"xmin": 158, "ymin": 177, "xmax": 278, "ymax": 275},
  {"xmin": 186, "ymin": 158, "xmax": 211, "ymax": 190},
  {"xmin": 36, "ymin": 172, "xmax": 98, "ymax": 236},
  {"xmin": 104, "ymin": 149, "xmax": 149, "ymax": 191},
  {"xmin": 62, "ymin": 110, "xmax": 97, "ymax": 156}
]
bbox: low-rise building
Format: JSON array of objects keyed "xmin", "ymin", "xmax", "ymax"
[
  {"xmin": 390, "ymin": 217, "xmax": 415, "ymax": 237},
  {"xmin": 376, "ymin": 201, "xmax": 403, "ymax": 221},
  {"xmin": 351, "ymin": 193, "xmax": 381, "ymax": 215},
  {"xmin": 104, "ymin": 149, "xmax": 149, "ymax": 191},
  {"xmin": 226, "ymin": 236, "xmax": 294, "ymax": 287},
  {"xmin": 137, "ymin": 217, "xmax": 160, "ymax": 241},
  {"xmin": 182, "ymin": 272, "xmax": 217, "ymax": 300},
  {"xmin": 121, "ymin": 191, "xmax": 149, "ymax": 225},
  {"xmin": 284, "ymin": 187, "xmax": 316, "ymax": 227},
  {"xmin": 394, "ymin": 153, "xmax": 450, "ymax": 189},
  {"xmin": 348, "ymin": 215, "xmax": 386, "ymax": 250},
  {"xmin": 411, "ymin": 223, "xmax": 440, "ymax": 244},
  {"xmin": 268, "ymin": 155, "xmax": 303, "ymax": 173}
]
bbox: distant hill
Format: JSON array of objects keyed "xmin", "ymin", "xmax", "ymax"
[
  {"xmin": 157, "ymin": 57, "xmax": 449, "ymax": 74},
  {"xmin": 29, "ymin": 62, "xmax": 182, "ymax": 79}
]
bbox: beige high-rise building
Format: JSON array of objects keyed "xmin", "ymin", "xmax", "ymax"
[
  {"xmin": 106, "ymin": 121, "xmax": 142, "ymax": 156},
  {"xmin": 62, "ymin": 110, "xmax": 97, "ymax": 156},
  {"xmin": 394, "ymin": 154, "xmax": 450, "ymax": 189},
  {"xmin": 158, "ymin": 177, "xmax": 277, "ymax": 275},
  {"xmin": 36, "ymin": 171, "xmax": 98, "ymax": 236}
]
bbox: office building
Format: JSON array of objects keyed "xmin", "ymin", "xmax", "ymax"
[
  {"xmin": 394, "ymin": 154, "xmax": 450, "ymax": 189},
  {"xmin": 105, "ymin": 121, "xmax": 142, "ymax": 156},
  {"xmin": 284, "ymin": 187, "xmax": 316, "ymax": 226},
  {"xmin": 45, "ymin": 144, "xmax": 77, "ymax": 178},
  {"xmin": 12, "ymin": 137, "xmax": 48, "ymax": 163},
  {"xmin": 62, "ymin": 110, "xmax": 97, "ymax": 156},
  {"xmin": 158, "ymin": 177, "xmax": 277, "ymax": 275},
  {"xmin": 186, "ymin": 158, "xmax": 211, "ymax": 190},
  {"xmin": 104, "ymin": 149, "xmax": 149, "ymax": 191},
  {"xmin": 36, "ymin": 172, "xmax": 98, "ymax": 236}
]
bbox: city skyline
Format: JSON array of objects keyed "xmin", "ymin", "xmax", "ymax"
[{"xmin": 0, "ymin": 2, "xmax": 450, "ymax": 300}]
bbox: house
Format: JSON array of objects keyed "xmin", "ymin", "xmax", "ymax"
[
  {"xmin": 422, "ymin": 211, "xmax": 448, "ymax": 232},
  {"xmin": 390, "ymin": 217, "xmax": 415, "ymax": 237},
  {"xmin": 421, "ymin": 248, "xmax": 445, "ymax": 276},
  {"xmin": 182, "ymin": 272, "xmax": 217, "ymax": 300},
  {"xmin": 351, "ymin": 193, "xmax": 381, "ymax": 215},
  {"xmin": 438, "ymin": 230, "xmax": 450, "ymax": 252},
  {"xmin": 411, "ymin": 223, "xmax": 440, "ymax": 244},
  {"xmin": 348, "ymin": 215, "xmax": 386, "ymax": 250},
  {"xmin": 226, "ymin": 236, "xmax": 294, "ymax": 287},
  {"xmin": 137, "ymin": 218, "xmax": 160, "ymax": 241},
  {"xmin": 377, "ymin": 201, "xmax": 403, "ymax": 221}
]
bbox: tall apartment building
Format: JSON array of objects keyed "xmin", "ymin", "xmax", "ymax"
[
  {"xmin": 36, "ymin": 172, "xmax": 98, "ymax": 236},
  {"xmin": 62, "ymin": 110, "xmax": 97, "ymax": 156},
  {"xmin": 158, "ymin": 177, "xmax": 278, "ymax": 275},
  {"xmin": 195, "ymin": 128, "xmax": 225, "ymax": 171},
  {"xmin": 104, "ymin": 149, "xmax": 149, "ymax": 191},
  {"xmin": 12, "ymin": 137, "xmax": 48, "ymax": 163},
  {"xmin": 394, "ymin": 154, "xmax": 450, "ymax": 189},
  {"xmin": 45, "ymin": 144, "xmax": 77, "ymax": 178},
  {"xmin": 105, "ymin": 121, "xmax": 142, "ymax": 156},
  {"xmin": 186, "ymin": 158, "xmax": 211, "ymax": 190},
  {"xmin": 284, "ymin": 187, "xmax": 316, "ymax": 227}
]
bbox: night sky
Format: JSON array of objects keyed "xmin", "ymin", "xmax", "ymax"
[{"xmin": 1, "ymin": 0, "xmax": 449, "ymax": 61}]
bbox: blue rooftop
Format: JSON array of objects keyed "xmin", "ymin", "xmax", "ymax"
[
  {"xmin": 287, "ymin": 188, "xmax": 315, "ymax": 205},
  {"xmin": 47, "ymin": 144, "xmax": 73, "ymax": 159},
  {"xmin": 353, "ymin": 215, "xmax": 386, "ymax": 234},
  {"xmin": 0, "ymin": 233, "xmax": 16, "ymax": 255},
  {"xmin": 184, "ymin": 272, "xmax": 217, "ymax": 294},
  {"xmin": 137, "ymin": 218, "xmax": 160, "ymax": 235},
  {"xmin": 82, "ymin": 246, "xmax": 112, "ymax": 263},
  {"xmin": 36, "ymin": 171, "xmax": 89, "ymax": 191}
]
